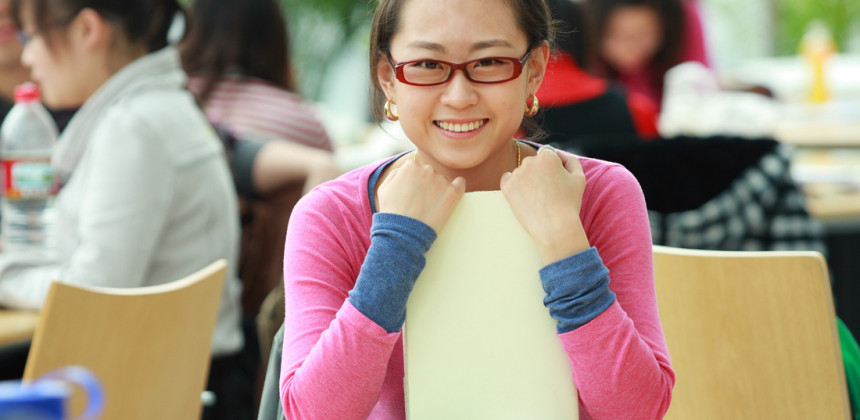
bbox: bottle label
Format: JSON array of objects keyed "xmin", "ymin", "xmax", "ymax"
[{"xmin": 0, "ymin": 158, "xmax": 58, "ymax": 199}]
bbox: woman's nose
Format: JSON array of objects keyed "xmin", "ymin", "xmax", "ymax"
[{"xmin": 440, "ymin": 69, "xmax": 478, "ymax": 109}]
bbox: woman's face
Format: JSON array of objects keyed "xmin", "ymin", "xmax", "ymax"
[
  {"xmin": 18, "ymin": 7, "xmax": 92, "ymax": 108},
  {"xmin": 600, "ymin": 5, "xmax": 663, "ymax": 74},
  {"xmin": 377, "ymin": 0, "xmax": 546, "ymax": 176},
  {"xmin": 0, "ymin": 0, "xmax": 23, "ymax": 68}
]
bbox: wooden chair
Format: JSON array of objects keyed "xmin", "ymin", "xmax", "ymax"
[
  {"xmin": 652, "ymin": 245, "xmax": 850, "ymax": 419},
  {"xmin": 23, "ymin": 259, "xmax": 228, "ymax": 420}
]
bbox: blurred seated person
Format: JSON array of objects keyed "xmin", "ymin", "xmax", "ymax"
[
  {"xmin": 180, "ymin": 0, "xmax": 333, "ymax": 155},
  {"xmin": 0, "ymin": 2, "xmax": 244, "ymax": 410},
  {"xmin": 181, "ymin": 0, "xmax": 340, "ymax": 320},
  {"xmin": 581, "ymin": 0, "xmax": 710, "ymax": 109},
  {"xmin": 582, "ymin": 136, "xmax": 827, "ymax": 254},
  {"xmin": 181, "ymin": 4, "xmax": 340, "ymax": 413},
  {"xmin": 538, "ymin": 0, "xmax": 659, "ymax": 152}
]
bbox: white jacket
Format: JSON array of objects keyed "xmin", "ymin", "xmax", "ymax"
[{"xmin": 0, "ymin": 47, "xmax": 243, "ymax": 356}]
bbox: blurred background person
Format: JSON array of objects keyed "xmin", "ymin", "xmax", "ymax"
[
  {"xmin": 180, "ymin": 1, "xmax": 341, "ymax": 416},
  {"xmin": 181, "ymin": 0, "xmax": 340, "ymax": 199},
  {"xmin": 537, "ymin": 0, "xmax": 659, "ymax": 152},
  {"xmin": 181, "ymin": 0, "xmax": 333, "ymax": 153},
  {"xmin": 582, "ymin": 0, "xmax": 710, "ymax": 109},
  {"xmin": 2, "ymin": 0, "xmax": 246, "ymax": 419}
]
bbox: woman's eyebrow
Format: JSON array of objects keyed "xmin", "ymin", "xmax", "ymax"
[
  {"xmin": 470, "ymin": 40, "xmax": 514, "ymax": 52},
  {"xmin": 404, "ymin": 39, "xmax": 514, "ymax": 54}
]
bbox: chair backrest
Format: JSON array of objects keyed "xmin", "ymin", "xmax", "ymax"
[
  {"xmin": 23, "ymin": 259, "xmax": 228, "ymax": 420},
  {"xmin": 653, "ymin": 245, "xmax": 850, "ymax": 419}
]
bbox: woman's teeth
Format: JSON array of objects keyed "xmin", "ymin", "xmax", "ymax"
[{"xmin": 437, "ymin": 120, "xmax": 484, "ymax": 133}]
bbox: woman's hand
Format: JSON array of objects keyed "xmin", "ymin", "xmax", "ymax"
[
  {"xmin": 377, "ymin": 157, "xmax": 466, "ymax": 233},
  {"xmin": 500, "ymin": 147, "xmax": 590, "ymax": 265}
]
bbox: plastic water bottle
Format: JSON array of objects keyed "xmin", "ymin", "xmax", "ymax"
[{"xmin": 0, "ymin": 83, "xmax": 59, "ymax": 256}]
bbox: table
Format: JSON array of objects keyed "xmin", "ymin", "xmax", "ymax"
[
  {"xmin": 792, "ymin": 147, "xmax": 860, "ymax": 225},
  {"xmin": 723, "ymin": 55, "xmax": 860, "ymax": 337},
  {"xmin": 774, "ymin": 101, "xmax": 860, "ymax": 148},
  {"xmin": 0, "ymin": 309, "xmax": 39, "ymax": 347},
  {"xmin": 779, "ymin": 113, "xmax": 860, "ymax": 340}
]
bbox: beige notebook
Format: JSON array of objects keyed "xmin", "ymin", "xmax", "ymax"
[{"xmin": 404, "ymin": 191, "xmax": 578, "ymax": 419}]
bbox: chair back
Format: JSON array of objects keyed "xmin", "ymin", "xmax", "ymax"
[
  {"xmin": 23, "ymin": 259, "xmax": 228, "ymax": 420},
  {"xmin": 653, "ymin": 245, "xmax": 850, "ymax": 419}
]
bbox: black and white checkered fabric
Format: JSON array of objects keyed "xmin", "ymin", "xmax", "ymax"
[{"xmin": 649, "ymin": 145, "xmax": 827, "ymax": 254}]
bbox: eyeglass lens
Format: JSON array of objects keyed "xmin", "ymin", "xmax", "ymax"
[{"xmin": 403, "ymin": 58, "xmax": 517, "ymax": 85}]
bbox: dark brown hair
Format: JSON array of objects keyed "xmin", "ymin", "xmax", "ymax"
[
  {"xmin": 180, "ymin": 0, "xmax": 295, "ymax": 105},
  {"xmin": 583, "ymin": 0, "xmax": 684, "ymax": 90},
  {"xmin": 368, "ymin": 0, "xmax": 555, "ymax": 136},
  {"xmin": 11, "ymin": 0, "xmax": 183, "ymax": 52}
]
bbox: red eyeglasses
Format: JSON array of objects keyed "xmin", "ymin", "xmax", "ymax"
[{"xmin": 388, "ymin": 50, "xmax": 532, "ymax": 86}]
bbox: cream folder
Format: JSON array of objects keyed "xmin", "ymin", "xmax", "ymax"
[{"xmin": 404, "ymin": 191, "xmax": 579, "ymax": 419}]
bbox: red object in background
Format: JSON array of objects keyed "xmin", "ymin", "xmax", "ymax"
[{"xmin": 538, "ymin": 52, "xmax": 659, "ymax": 140}]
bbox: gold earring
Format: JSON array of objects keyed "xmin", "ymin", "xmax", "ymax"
[
  {"xmin": 524, "ymin": 94, "xmax": 539, "ymax": 117},
  {"xmin": 384, "ymin": 100, "xmax": 399, "ymax": 121}
]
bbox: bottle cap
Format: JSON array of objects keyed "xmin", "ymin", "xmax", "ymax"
[{"xmin": 13, "ymin": 82, "xmax": 41, "ymax": 103}]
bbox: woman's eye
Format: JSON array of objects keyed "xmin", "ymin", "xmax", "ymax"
[
  {"xmin": 475, "ymin": 58, "xmax": 502, "ymax": 67},
  {"xmin": 412, "ymin": 61, "xmax": 442, "ymax": 70}
]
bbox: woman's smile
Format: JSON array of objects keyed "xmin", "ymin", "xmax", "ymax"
[
  {"xmin": 434, "ymin": 118, "xmax": 487, "ymax": 133},
  {"xmin": 433, "ymin": 118, "xmax": 488, "ymax": 139}
]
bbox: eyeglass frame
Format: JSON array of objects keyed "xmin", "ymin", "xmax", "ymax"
[
  {"xmin": 16, "ymin": 14, "xmax": 79, "ymax": 46},
  {"xmin": 387, "ymin": 50, "xmax": 533, "ymax": 86},
  {"xmin": 16, "ymin": 9, "xmax": 118, "ymax": 46}
]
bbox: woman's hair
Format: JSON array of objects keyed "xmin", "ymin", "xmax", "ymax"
[
  {"xmin": 180, "ymin": 0, "xmax": 295, "ymax": 105},
  {"xmin": 583, "ymin": 0, "xmax": 684, "ymax": 81},
  {"xmin": 367, "ymin": 0, "xmax": 554, "ymax": 136},
  {"xmin": 546, "ymin": 0, "xmax": 587, "ymax": 65},
  {"xmin": 11, "ymin": 0, "xmax": 183, "ymax": 53}
]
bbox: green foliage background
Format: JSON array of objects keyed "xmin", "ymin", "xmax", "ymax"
[
  {"xmin": 774, "ymin": 0, "xmax": 860, "ymax": 55},
  {"xmin": 279, "ymin": 0, "xmax": 373, "ymax": 99}
]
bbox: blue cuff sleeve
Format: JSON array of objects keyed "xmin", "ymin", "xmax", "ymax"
[
  {"xmin": 348, "ymin": 213, "xmax": 437, "ymax": 333},
  {"xmin": 539, "ymin": 247, "xmax": 616, "ymax": 333}
]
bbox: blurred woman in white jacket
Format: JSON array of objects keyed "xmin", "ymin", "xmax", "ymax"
[{"xmin": 0, "ymin": 0, "xmax": 244, "ymax": 416}]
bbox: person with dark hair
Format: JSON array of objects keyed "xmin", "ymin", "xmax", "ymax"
[
  {"xmin": 180, "ymin": 3, "xmax": 340, "ymax": 417},
  {"xmin": 538, "ymin": 0, "xmax": 660, "ymax": 151},
  {"xmin": 277, "ymin": 0, "xmax": 674, "ymax": 417},
  {"xmin": 179, "ymin": 0, "xmax": 339, "ymax": 198},
  {"xmin": 181, "ymin": 0, "xmax": 337, "ymax": 200},
  {"xmin": 583, "ymin": 0, "xmax": 709, "ymax": 108},
  {"xmin": 0, "ymin": 0, "xmax": 245, "ymax": 417}
]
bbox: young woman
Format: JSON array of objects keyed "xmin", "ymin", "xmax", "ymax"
[
  {"xmin": 538, "ymin": 0, "xmax": 660, "ymax": 151},
  {"xmin": 583, "ymin": 0, "xmax": 709, "ymax": 109},
  {"xmin": 181, "ymin": 0, "xmax": 338, "ymax": 199},
  {"xmin": 3, "ymin": 0, "xmax": 244, "ymax": 415},
  {"xmin": 279, "ymin": 0, "xmax": 674, "ymax": 418}
]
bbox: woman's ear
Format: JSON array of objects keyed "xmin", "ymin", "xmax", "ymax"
[
  {"xmin": 69, "ymin": 8, "xmax": 111, "ymax": 52},
  {"xmin": 376, "ymin": 53, "xmax": 396, "ymax": 100},
  {"xmin": 526, "ymin": 41, "xmax": 550, "ymax": 95}
]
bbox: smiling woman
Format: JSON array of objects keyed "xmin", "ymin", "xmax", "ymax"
[{"xmin": 278, "ymin": 0, "xmax": 674, "ymax": 418}]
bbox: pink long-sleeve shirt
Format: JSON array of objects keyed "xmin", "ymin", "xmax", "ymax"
[{"xmin": 280, "ymin": 153, "xmax": 674, "ymax": 419}]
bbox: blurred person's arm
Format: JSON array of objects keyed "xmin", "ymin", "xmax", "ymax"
[{"xmin": 253, "ymin": 140, "xmax": 342, "ymax": 197}]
